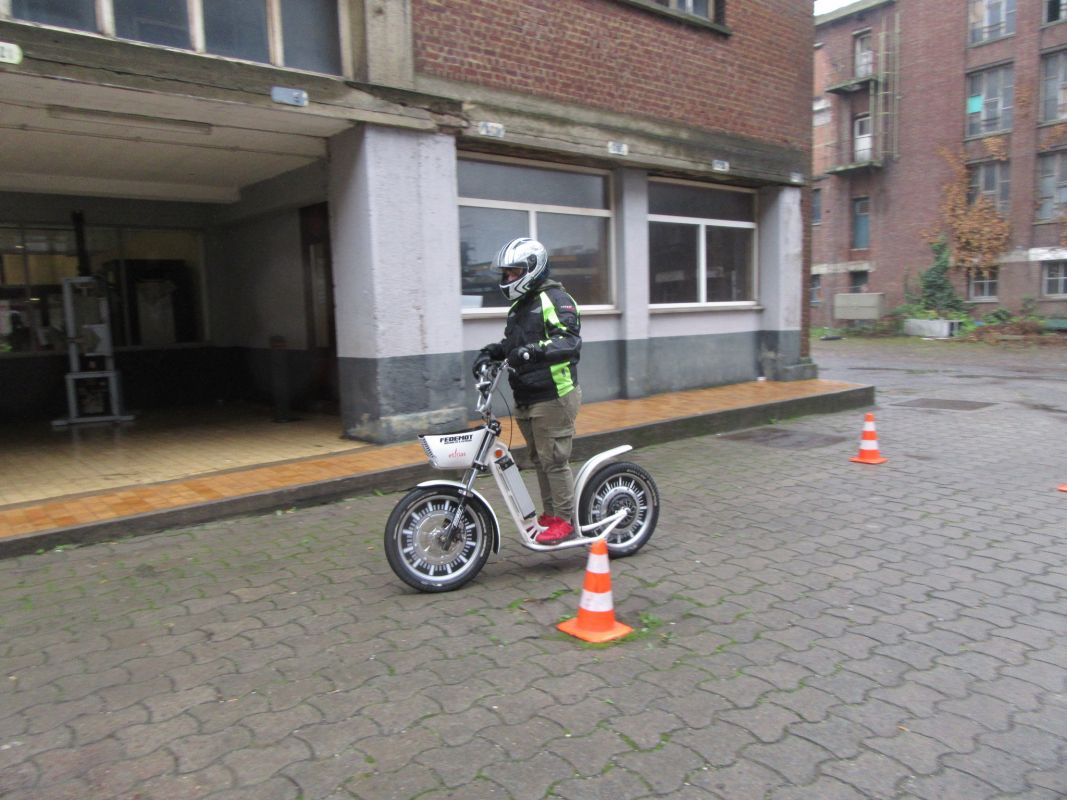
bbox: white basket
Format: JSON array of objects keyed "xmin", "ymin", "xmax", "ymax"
[{"xmin": 419, "ymin": 429, "xmax": 486, "ymax": 469}]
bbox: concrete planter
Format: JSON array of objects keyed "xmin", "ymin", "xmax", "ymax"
[{"xmin": 903, "ymin": 318, "xmax": 961, "ymax": 338}]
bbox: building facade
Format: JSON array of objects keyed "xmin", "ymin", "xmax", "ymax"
[
  {"xmin": 1, "ymin": 0, "xmax": 813, "ymax": 442},
  {"xmin": 813, "ymin": 0, "xmax": 1067, "ymax": 328}
]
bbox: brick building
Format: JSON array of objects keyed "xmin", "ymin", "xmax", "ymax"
[
  {"xmin": 1, "ymin": 0, "xmax": 813, "ymax": 440},
  {"xmin": 812, "ymin": 0, "xmax": 1067, "ymax": 328}
]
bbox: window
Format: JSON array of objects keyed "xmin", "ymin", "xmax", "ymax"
[
  {"xmin": 8, "ymin": 0, "xmax": 343, "ymax": 74},
  {"xmin": 853, "ymin": 114, "xmax": 873, "ymax": 162},
  {"xmin": 854, "ymin": 32, "xmax": 873, "ymax": 78},
  {"xmin": 1044, "ymin": 261, "xmax": 1067, "ymax": 295},
  {"xmin": 1046, "ymin": 0, "xmax": 1066, "ymax": 23},
  {"xmin": 1036, "ymin": 152, "xmax": 1067, "ymax": 220},
  {"xmin": 969, "ymin": 0, "xmax": 1016, "ymax": 43},
  {"xmin": 648, "ymin": 180, "xmax": 756, "ymax": 305},
  {"xmin": 651, "ymin": 0, "xmax": 725, "ymax": 24},
  {"xmin": 810, "ymin": 274, "xmax": 822, "ymax": 305},
  {"xmin": 813, "ymin": 97, "xmax": 831, "ymax": 128},
  {"xmin": 1040, "ymin": 51, "xmax": 1067, "ymax": 122},
  {"xmin": 849, "ymin": 270, "xmax": 869, "ymax": 292},
  {"xmin": 812, "ymin": 188, "xmax": 823, "ymax": 225},
  {"xmin": 851, "ymin": 197, "xmax": 870, "ymax": 249},
  {"xmin": 968, "ymin": 161, "xmax": 1011, "ymax": 213},
  {"xmin": 967, "ymin": 65, "xmax": 1014, "ymax": 136},
  {"xmin": 114, "ymin": 0, "xmax": 189, "ymax": 48},
  {"xmin": 457, "ymin": 158, "xmax": 612, "ymax": 310},
  {"xmin": 0, "ymin": 225, "xmax": 204, "ymax": 354},
  {"xmin": 969, "ymin": 268, "xmax": 999, "ymax": 300}
]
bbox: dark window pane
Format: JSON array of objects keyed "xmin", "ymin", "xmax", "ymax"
[
  {"xmin": 649, "ymin": 183, "xmax": 754, "ymax": 221},
  {"xmin": 459, "ymin": 206, "xmax": 527, "ymax": 309},
  {"xmin": 281, "ymin": 0, "xmax": 341, "ymax": 73},
  {"xmin": 204, "ymin": 0, "xmax": 270, "ymax": 63},
  {"xmin": 114, "ymin": 0, "xmax": 190, "ymax": 48},
  {"xmin": 649, "ymin": 222, "xmax": 698, "ymax": 303},
  {"xmin": 12, "ymin": 0, "xmax": 95, "ymax": 30},
  {"xmin": 705, "ymin": 227, "xmax": 753, "ymax": 302},
  {"xmin": 538, "ymin": 213, "xmax": 610, "ymax": 305},
  {"xmin": 458, "ymin": 160, "xmax": 607, "ymax": 208}
]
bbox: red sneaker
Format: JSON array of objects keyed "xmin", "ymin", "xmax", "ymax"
[
  {"xmin": 537, "ymin": 514, "xmax": 562, "ymax": 527},
  {"xmin": 535, "ymin": 518, "xmax": 574, "ymax": 545}
]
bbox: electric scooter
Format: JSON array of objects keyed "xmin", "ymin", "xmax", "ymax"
[{"xmin": 383, "ymin": 361, "xmax": 659, "ymax": 592}]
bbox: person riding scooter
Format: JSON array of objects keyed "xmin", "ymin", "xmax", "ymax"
[{"xmin": 472, "ymin": 237, "xmax": 582, "ymax": 545}]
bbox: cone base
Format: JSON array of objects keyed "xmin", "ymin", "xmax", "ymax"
[
  {"xmin": 850, "ymin": 454, "xmax": 887, "ymax": 465},
  {"xmin": 1058, "ymin": 483, "xmax": 1067, "ymax": 493},
  {"xmin": 557, "ymin": 616, "xmax": 633, "ymax": 643}
]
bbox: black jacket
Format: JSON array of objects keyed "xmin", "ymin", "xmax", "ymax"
[{"xmin": 482, "ymin": 279, "xmax": 581, "ymax": 407}]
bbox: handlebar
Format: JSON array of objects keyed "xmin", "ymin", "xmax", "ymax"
[{"xmin": 475, "ymin": 360, "xmax": 510, "ymax": 415}]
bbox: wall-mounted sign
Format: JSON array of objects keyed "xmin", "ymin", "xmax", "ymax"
[
  {"xmin": 0, "ymin": 42, "xmax": 23, "ymax": 65},
  {"xmin": 607, "ymin": 141, "xmax": 629, "ymax": 156},
  {"xmin": 271, "ymin": 86, "xmax": 308, "ymax": 107},
  {"xmin": 712, "ymin": 159, "xmax": 730, "ymax": 172},
  {"xmin": 478, "ymin": 121, "xmax": 505, "ymax": 138}
]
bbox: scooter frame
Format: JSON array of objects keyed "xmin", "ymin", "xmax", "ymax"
[{"xmin": 416, "ymin": 364, "xmax": 631, "ymax": 554}]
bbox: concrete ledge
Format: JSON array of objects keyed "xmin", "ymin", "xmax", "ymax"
[{"xmin": 0, "ymin": 383, "xmax": 874, "ymax": 559}]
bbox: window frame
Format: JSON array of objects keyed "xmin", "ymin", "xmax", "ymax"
[
  {"xmin": 966, "ymin": 64, "xmax": 1015, "ymax": 137},
  {"xmin": 1040, "ymin": 50, "xmax": 1067, "ymax": 123},
  {"xmin": 647, "ymin": 177, "xmax": 758, "ymax": 309},
  {"xmin": 1045, "ymin": 0, "xmax": 1066, "ymax": 24},
  {"xmin": 853, "ymin": 114, "xmax": 873, "ymax": 163},
  {"xmin": 851, "ymin": 196, "xmax": 870, "ymax": 250},
  {"xmin": 1035, "ymin": 151, "xmax": 1067, "ymax": 220},
  {"xmin": 967, "ymin": 160, "xmax": 1011, "ymax": 214},
  {"xmin": 812, "ymin": 188, "xmax": 823, "ymax": 225},
  {"xmin": 1043, "ymin": 261, "xmax": 1067, "ymax": 295},
  {"xmin": 3, "ymin": 0, "xmax": 351, "ymax": 77},
  {"xmin": 615, "ymin": 0, "xmax": 729, "ymax": 34},
  {"xmin": 968, "ymin": 267, "xmax": 999, "ymax": 301},
  {"xmin": 969, "ymin": 0, "xmax": 1016, "ymax": 44},
  {"xmin": 853, "ymin": 31, "xmax": 874, "ymax": 78},
  {"xmin": 456, "ymin": 154, "xmax": 616, "ymax": 316}
]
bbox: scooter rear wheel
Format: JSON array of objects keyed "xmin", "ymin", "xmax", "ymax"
[
  {"xmin": 578, "ymin": 461, "xmax": 659, "ymax": 557},
  {"xmin": 384, "ymin": 487, "xmax": 493, "ymax": 592}
]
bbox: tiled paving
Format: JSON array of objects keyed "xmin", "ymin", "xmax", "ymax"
[{"xmin": 0, "ymin": 378, "xmax": 864, "ymax": 545}]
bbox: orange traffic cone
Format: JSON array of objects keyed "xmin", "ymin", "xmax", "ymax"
[
  {"xmin": 1058, "ymin": 483, "xmax": 1067, "ymax": 493},
  {"xmin": 557, "ymin": 539, "xmax": 633, "ymax": 643},
  {"xmin": 849, "ymin": 412, "xmax": 887, "ymax": 465}
]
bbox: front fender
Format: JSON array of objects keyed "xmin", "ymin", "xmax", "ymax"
[{"xmin": 415, "ymin": 480, "xmax": 501, "ymax": 554}]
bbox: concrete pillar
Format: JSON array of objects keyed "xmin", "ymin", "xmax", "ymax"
[
  {"xmin": 615, "ymin": 169, "xmax": 651, "ymax": 398},
  {"xmin": 758, "ymin": 185, "xmax": 816, "ymax": 379},
  {"xmin": 327, "ymin": 124, "xmax": 467, "ymax": 442}
]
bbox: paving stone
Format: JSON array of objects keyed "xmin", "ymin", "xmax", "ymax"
[{"xmin": 819, "ymin": 750, "xmax": 914, "ymax": 799}]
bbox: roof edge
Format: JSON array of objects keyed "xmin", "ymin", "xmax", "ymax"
[{"xmin": 816, "ymin": 0, "xmax": 896, "ymax": 27}]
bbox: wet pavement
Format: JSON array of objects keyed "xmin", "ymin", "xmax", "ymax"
[{"xmin": 1, "ymin": 336, "xmax": 1065, "ymax": 799}]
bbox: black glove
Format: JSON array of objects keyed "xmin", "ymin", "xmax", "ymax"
[
  {"xmin": 506, "ymin": 345, "xmax": 542, "ymax": 368},
  {"xmin": 472, "ymin": 352, "xmax": 492, "ymax": 379},
  {"xmin": 472, "ymin": 344, "xmax": 505, "ymax": 379}
]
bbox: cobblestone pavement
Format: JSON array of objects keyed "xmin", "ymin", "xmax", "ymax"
[{"xmin": 1, "ymin": 337, "xmax": 1066, "ymax": 800}]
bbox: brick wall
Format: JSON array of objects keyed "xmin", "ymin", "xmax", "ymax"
[
  {"xmin": 813, "ymin": 0, "xmax": 1067, "ymax": 326},
  {"xmin": 412, "ymin": 0, "xmax": 812, "ymax": 151}
]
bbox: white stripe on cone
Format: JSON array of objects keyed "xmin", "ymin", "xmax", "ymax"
[
  {"xmin": 579, "ymin": 590, "xmax": 615, "ymax": 613},
  {"xmin": 587, "ymin": 552, "xmax": 610, "ymax": 574},
  {"xmin": 860, "ymin": 440, "xmax": 879, "ymax": 450}
]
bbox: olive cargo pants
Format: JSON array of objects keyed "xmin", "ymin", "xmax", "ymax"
[{"xmin": 514, "ymin": 386, "xmax": 582, "ymax": 520}]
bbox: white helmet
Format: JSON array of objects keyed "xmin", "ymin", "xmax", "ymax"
[{"xmin": 493, "ymin": 237, "xmax": 548, "ymax": 301}]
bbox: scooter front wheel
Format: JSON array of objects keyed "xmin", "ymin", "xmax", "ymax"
[
  {"xmin": 384, "ymin": 487, "xmax": 493, "ymax": 592},
  {"xmin": 579, "ymin": 461, "xmax": 659, "ymax": 557}
]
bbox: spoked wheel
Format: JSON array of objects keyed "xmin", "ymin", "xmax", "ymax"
[
  {"xmin": 579, "ymin": 461, "xmax": 659, "ymax": 557},
  {"xmin": 384, "ymin": 487, "xmax": 493, "ymax": 592}
]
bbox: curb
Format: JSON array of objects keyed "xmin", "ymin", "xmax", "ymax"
[{"xmin": 0, "ymin": 384, "xmax": 873, "ymax": 559}]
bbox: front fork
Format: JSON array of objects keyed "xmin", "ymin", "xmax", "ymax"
[{"xmin": 442, "ymin": 422, "xmax": 500, "ymax": 548}]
